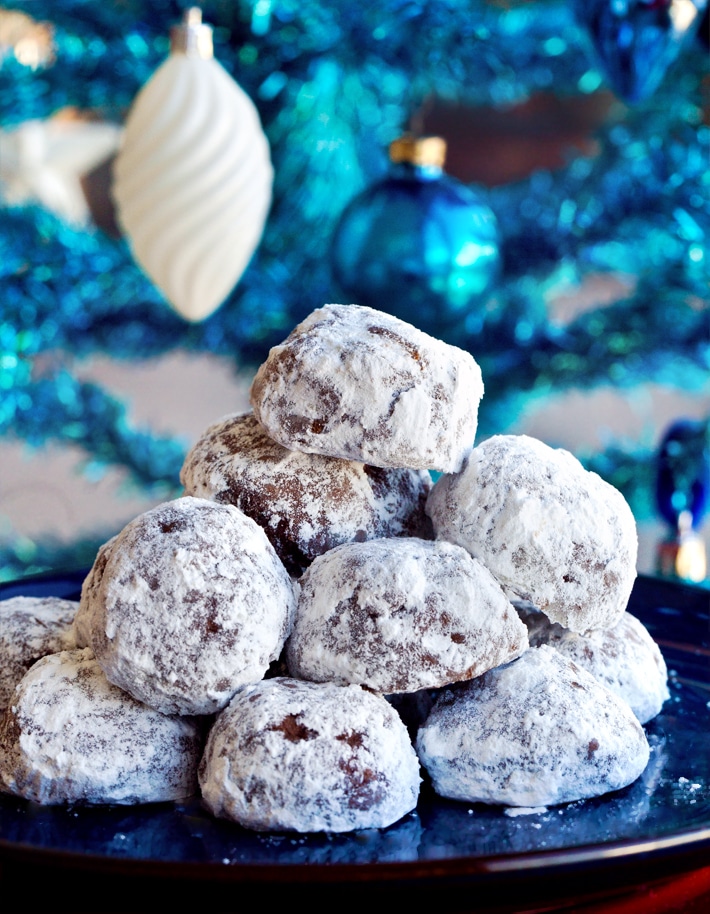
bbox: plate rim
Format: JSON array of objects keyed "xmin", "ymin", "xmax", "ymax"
[{"xmin": 2, "ymin": 822, "xmax": 710, "ymax": 885}]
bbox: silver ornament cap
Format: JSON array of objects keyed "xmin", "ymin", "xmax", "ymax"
[{"xmin": 170, "ymin": 7, "xmax": 213, "ymax": 59}]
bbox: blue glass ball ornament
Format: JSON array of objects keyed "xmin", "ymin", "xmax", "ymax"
[
  {"xmin": 575, "ymin": 0, "xmax": 708, "ymax": 103},
  {"xmin": 656, "ymin": 419, "xmax": 710, "ymax": 530},
  {"xmin": 331, "ymin": 136, "xmax": 500, "ymax": 336}
]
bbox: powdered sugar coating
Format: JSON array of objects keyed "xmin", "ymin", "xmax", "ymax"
[
  {"xmin": 0, "ymin": 596, "xmax": 78, "ymax": 711},
  {"xmin": 0, "ymin": 649, "xmax": 203, "ymax": 805},
  {"xmin": 180, "ymin": 411, "xmax": 432, "ymax": 576},
  {"xmin": 84, "ymin": 497, "xmax": 297, "ymax": 716},
  {"xmin": 427, "ymin": 435, "xmax": 638, "ymax": 632},
  {"xmin": 416, "ymin": 645, "xmax": 650, "ymax": 807},
  {"xmin": 250, "ymin": 304, "xmax": 483, "ymax": 473},
  {"xmin": 518, "ymin": 605, "xmax": 670, "ymax": 724},
  {"xmin": 199, "ymin": 677, "xmax": 421, "ymax": 832},
  {"xmin": 286, "ymin": 537, "xmax": 528, "ymax": 693}
]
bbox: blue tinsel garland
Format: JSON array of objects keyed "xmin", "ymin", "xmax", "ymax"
[{"xmin": 0, "ymin": 0, "xmax": 708, "ymax": 578}]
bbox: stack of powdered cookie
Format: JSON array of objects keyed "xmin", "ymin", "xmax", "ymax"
[{"xmin": 0, "ymin": 304, "xmax": 668, "ymax": 830}]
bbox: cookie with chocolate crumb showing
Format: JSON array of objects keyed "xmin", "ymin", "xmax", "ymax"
[
  {"xmin": 427, "ymin": 434, "xmax": 638, "ymax": 632},
  {"xmin": 83, "ymin": 496, "xmax": 297, "ymax": 716},
  {"xmin": 416, "ymin": 645, "xmax": 650, "ymax": 808},
  {"xmin": 0, "ymin": 649, "xmax": 203, "ymax": 805},
  {"xmin": 180, "ymin": 411, "xmax": 432, "ymax": 576},
  {"xmin": 199, "ymin": 677, "xmax": 421, "ymax": 832},
  {"xmin": 286, "ymin": 537, "xmax": 528, "ymax": 694},
  {"xmin": 250, "ymin": 304, "xmax": 483, "ymax": 473},
  {"xmin": 0, "ymin": 595, "xmax": 78, "ymax": 712}
]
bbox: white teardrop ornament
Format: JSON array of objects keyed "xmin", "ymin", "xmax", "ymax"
[{"xmin": 112, "ymin": 8, "xmax": 273, "ymax": 322}]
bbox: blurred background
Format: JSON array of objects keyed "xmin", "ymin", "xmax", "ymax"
[{"xmin": 1, "ymin": 0, "xmax": 708, "ymax": 582}]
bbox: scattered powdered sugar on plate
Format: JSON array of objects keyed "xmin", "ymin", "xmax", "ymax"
[{"xmin": 504, "ymin": 806, "xmax": 549, "ymax": 817}]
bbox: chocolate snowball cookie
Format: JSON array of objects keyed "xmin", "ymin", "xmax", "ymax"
[
  {"xmin": 250, "ymin": 304, "xmax": 484, "ymax": 473},
  {"xmin": 73, "ymin": 535, "xmax": 117, "ymax": 649},
  {"xmin": 286, "ymin": 537, "xmax": 528, "ymax": 694},
  {"xmin": 416, "ymin": 645, "xmax": 650, "ymax": 808},
  {"xmin": 517, "ymin": 604, "xmax": 669, "ymax": 724},
  {"xmin": 83, "ymin": 497, "xmax": 297, "ymax": 716},
  {"xmin": 0, "ymin": 596, "xmax": 78, "ymax": 711},
  {"xmin": 199, "ymin": 677, "xmax": 421, "ymax": 832},
  {"xmin": 0, "ymin": 649, "xmax": 203, "ymax": 805},
  {"xmin": 180, "ymin": 411, "xmax": 432, "ymax": 576},
  {"xmin": 427, "ymin": 435, "xmax": 638, "ymax": 632}
]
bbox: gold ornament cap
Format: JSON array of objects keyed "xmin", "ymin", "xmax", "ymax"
[
  {"xmin": 170, "ymin": 7, "xmax": 213, "ymax": 59},
  {"xmin": 389, "ymin": 135, "xmax": 447, "ymax": 169}
]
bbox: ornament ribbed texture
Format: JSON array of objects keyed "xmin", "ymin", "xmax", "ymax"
[{"xmin": 113, "ymin": 54, "xmax": 273, "ymax": 322}]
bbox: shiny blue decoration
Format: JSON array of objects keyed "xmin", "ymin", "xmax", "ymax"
[
  {"xmin": 575, "ymin": 0, "xmax": 708, "ymax": 103},
  {"xmin": 331, "ymin": 157, "xmax": 500, "ymax": 336},
  {"xmin": 656, "ymin": 420, "xmax": 710, "ymax": 529}
]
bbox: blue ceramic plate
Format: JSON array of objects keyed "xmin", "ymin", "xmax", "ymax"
[{"xmin": 0, "ymin": 571, "xmax": 708, "ymax": 901}]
